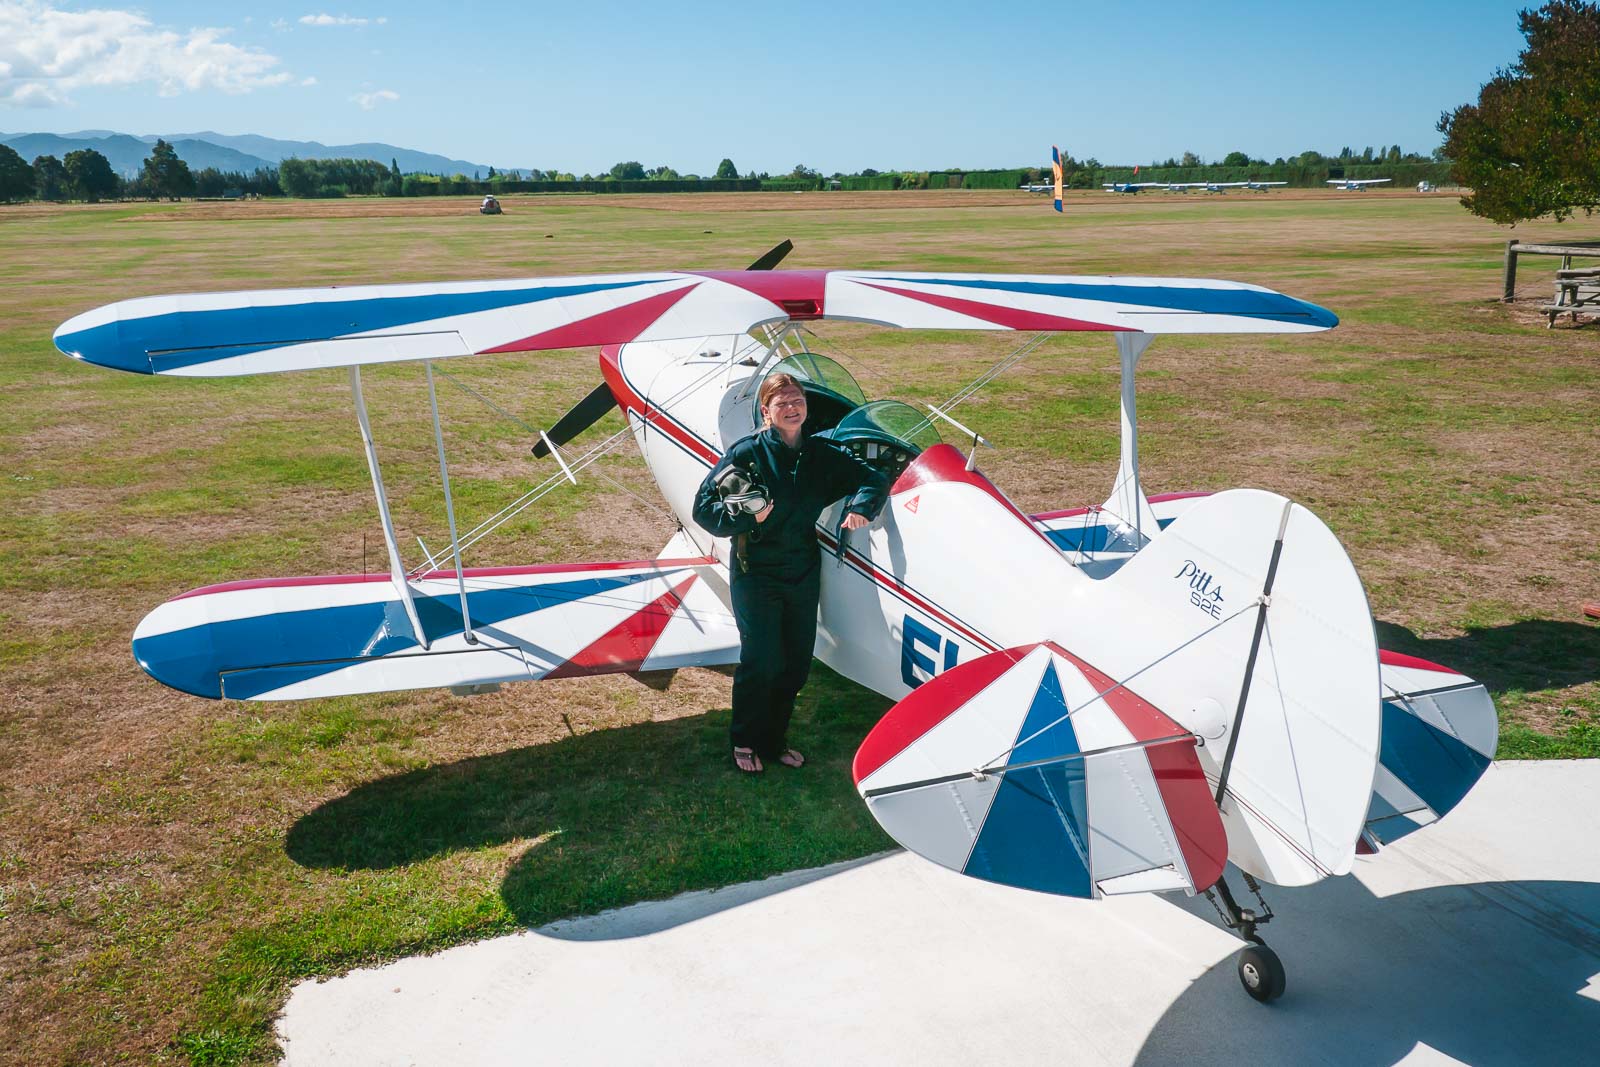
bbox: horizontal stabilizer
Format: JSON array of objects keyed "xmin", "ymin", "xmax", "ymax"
[
  {"xmin": 132, "ymin": 557, "xmax": 738, "ymax": 701},
  {"xmin": 854, "ymin": 643, "xmax": 1228, "ymax": 899},
  {"xmin": 1364, "ymin": 651, "xmax": 1497, "ymax": 846}
]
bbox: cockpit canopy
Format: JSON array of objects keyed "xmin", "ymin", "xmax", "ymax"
[{"xmin": 765, "ymin": 352, "xmax": 940, "ymax": 480}]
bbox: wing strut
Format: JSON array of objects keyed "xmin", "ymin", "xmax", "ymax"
[
  {"xmin": 1101, "ymin": 332, "xmax": 1161, "ymax": 546},
  {"xmin": 425, "ymin": 361, "xmax": 477, "ymax": 645},
  {"xmin": 1213, "ymin": 500, "xmax": 1293, "ymax": 805},
  {"xmin": 351, "ymin": 366, "xmax": 430, "ymax": 649}
]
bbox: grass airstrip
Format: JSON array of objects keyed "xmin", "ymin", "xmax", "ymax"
[{"xmin": 2, "ymin": 188, "xmax": 1598, "ymax": 1065}]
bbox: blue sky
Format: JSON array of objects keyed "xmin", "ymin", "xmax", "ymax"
[{"xmin": 0, "ymin": 0, "xmax": 1532, "ymax": 173}]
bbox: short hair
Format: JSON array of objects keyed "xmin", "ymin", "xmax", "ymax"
[{"xmin": 758, "ymin": 372, "xmax": 804, "ymax": 409}]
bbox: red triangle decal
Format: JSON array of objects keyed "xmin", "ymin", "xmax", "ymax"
[
  {"xmin": 483, "ymin": 284, "xmax": 699, "ymax": 353},
  {"xmin": 904, "ymin": 495, "xmax": 920, "ymax": 513},
  {"xmin": 545, "ymin": 572, "xmax": 698, "ymax": 679},
  {"xmin": 860, "ymin": 281, "xmax": 1132, "ymax": 332}
]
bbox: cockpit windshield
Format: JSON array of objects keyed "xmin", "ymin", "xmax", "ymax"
[
  {"xmin": 832, "ymin": 401, "xmax": 943, "ymax": 453},
  {"xmin": 761, "ymin": 352, "xmax": 942, "ymax": 481},
  {"xmin": 770, "ymin": 352, "xmax": 866, "ymax": 407}
]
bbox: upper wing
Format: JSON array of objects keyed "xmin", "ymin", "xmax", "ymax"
[
  {"xmin": 132, "ymin": 556, "xmax": 739, "ymax": 700},
  {"xmin": 54, "ymin": 270, "xmax": 1340, "ymax": 377}
]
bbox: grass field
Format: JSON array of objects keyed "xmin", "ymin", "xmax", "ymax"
[{"xmin": 2, "ymin": 189, "xmax": 1598, "ymax": 1065}]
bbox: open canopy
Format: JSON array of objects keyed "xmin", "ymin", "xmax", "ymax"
[{"xmin": 54, "ymin": 269, "xmax": 1338, "ymax": 378}]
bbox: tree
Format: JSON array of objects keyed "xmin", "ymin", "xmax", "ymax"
[
  {"xmin": 646, "ymin": 164, "xmax": 680, "ymax": 180},
  {"xmin": 62, "ymin": 148, "xmax": 117, "ymax": 201},
  {"xmin": 141, "ymin": 139, "xmax": 194, "ymax": 199},
  {"xmin": 789, "ymin": 163, "xmax": 818, "ymax": 179},
  {"xmin": 32, "ymin": 154, "xmax": 68, "ymax": 200},
  {"xmin": 278, "ymin": 157, "xmax": 316, "ymax": 198},
  {"xmin": 1221, "ymin": 151, "xmax": 1251, "ymax": 168},
  {"xmin": 714, "ymin": 158, "xmax": 738, "ymax": 179},
  {"xmin": 389, "ymin": 158, "xmax": 403, "ymax": 196},
  {"xmin": 1180, "ymin": 151, "xmax": 1202, "ymax": 167},
  {"xmin": 0, "ymin": 144, "xmax": 34, "ymax": 202},
  {"xmin": 609, "ymin": 160, "xmax": 646, "ymax": 181},
  {"xmin": 1440, "ymin": 0, "xmax": 1600, "ymax": 223}
]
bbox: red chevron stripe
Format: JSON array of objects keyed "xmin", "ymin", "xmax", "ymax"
[
  {"xmin": 545, "ymin": 572, "xmax": 699, "ymax": 678},
  {"xmin": 860, "ymin": 281, "xmax": 1133, "ymax": 332},
  {"xmin": 483, "ymin": 284, "xmax": 698, "ymax": 353}
]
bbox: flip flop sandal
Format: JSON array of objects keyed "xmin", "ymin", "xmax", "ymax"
[
  {"xmin": 733, "ymin": 747, "xmax": 764, "ymax": 774},
  {"xmin": 778, "ymin": 748, "xmax": 805, "ymax": 768}
]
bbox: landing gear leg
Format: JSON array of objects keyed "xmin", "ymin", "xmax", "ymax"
[{"xmin": 1205, "ymin": 874, "xmax": 1285, "ymax": 1003}]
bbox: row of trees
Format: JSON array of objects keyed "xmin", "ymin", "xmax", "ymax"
[{"xmin": 0, "ymin": 138, "xmax": 202, "ymax": 202}]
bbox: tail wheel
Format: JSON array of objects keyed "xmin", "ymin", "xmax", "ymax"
[{"xmin": 1237, "ymin": 944, "xmax": 1287, "ymax": 1003}]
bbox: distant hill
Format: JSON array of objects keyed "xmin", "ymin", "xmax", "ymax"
[
  {"xmin": 156, "ymin": 132, "xmax": 494, "ymax": 176},
  {"xmin": 0, "ymin": 133, "xmax": 273, "ymax": 176},
  {"xmin": 0, "ymin": 131, "xmax": 498, "ymax": 177}
]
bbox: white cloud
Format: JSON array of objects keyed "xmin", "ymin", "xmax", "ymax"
[
  {"xmin": 0, "ymin": 1, "xmax": 291, "ymax": 106},
  {"xmin": 300, "ymin": 75, "xmax": 318, "ymax": 86},
  {"xmin": 352, "ymin": 88, "xmax": 397, "ymax": 110},
  {"xmin": 299, "ymin": 13, "xmax": 385, "ymax": 27}
]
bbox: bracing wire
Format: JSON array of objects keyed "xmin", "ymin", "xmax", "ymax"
[{"xmin": 977, "ymin": 600, "xmax": 1258, "ymax": 772}]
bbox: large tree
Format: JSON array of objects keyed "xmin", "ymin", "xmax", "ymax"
[
  {"xmin": 64, "ymin": 148, "xmax": 118, "ymax": 201},
  {"xmin": 1439, "ymin": 0, "xmax": 1600, "ymax": 223},
  {"xmin": 141, "ymin": 139, "xmax": 195, "ymax": 200},
  {"xmin": 32, "ymin": 154, "xmax": 68, "ymax": 200},
  {"xmin": 0, "ymin": 144, "xmax": 35, "ymax": 202},
  {"xmin": 714, "ymin": 158, "xmax": 738, "ymax": 179},
  {"xmin": 608, "ymin": 160, "xmax": 645, "ymax": 181}
]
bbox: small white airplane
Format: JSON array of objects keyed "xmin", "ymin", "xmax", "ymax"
[
  {"xmin": 1102, "ymin": 181, "xmax": 1167, "ymax": 194},
  {"xmin": 54, "ymin": 242, "xmax": 1497, "ymax": 1004},
  {"xmin": 1326, "ymin": 177, "xmax": 1392, "ymax": 190},
  {"xmin": 1190, "ymin": 180, "xmax": 1289, "ymax": 194}
]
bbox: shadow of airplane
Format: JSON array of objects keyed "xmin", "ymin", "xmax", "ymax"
[
  {"xmin": 1376, "ymin": 618, "xmax": 1600, "ymax": 695},
  {"xmin": 1137, "ymin": 874, "xmax": 1600, "ymax": 1067},
  {"xmin": 286, "ymin": 667, "xmax": 894, "ymax": 927}
]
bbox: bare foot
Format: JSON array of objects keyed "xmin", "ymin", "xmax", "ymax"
[
  {"xmin": 778, "ymin": 748, "xmax": 805, "ymax": 768},
  {"xmin": 733, "ymin": 747, "xmax": 763, "ymax": 773}
]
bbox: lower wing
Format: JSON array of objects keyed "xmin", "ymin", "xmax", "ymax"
[{"xmin": 132, "ymin": 556, "xmax": 739, "ymax": 700}]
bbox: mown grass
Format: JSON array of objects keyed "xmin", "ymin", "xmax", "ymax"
[{"xmin": 2, "ymin": 192, "xmax": 1598, "ymax": 1065}]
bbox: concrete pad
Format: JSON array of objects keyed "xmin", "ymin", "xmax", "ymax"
[{"xmin": 278, "ymin": 761, "xmax": 1600, "ymax": 1066}]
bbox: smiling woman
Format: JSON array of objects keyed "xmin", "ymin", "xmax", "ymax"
[{"xmin": 692, "ymin": 371, "xmax": 890, "ymax": 774}]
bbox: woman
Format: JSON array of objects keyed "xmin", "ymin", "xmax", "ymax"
[{"xmin": 692, "ymin": 373, "xmax": 889, "ymax": 773}]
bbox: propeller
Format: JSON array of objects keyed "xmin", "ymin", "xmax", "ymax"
[{"xmin": 530, "ymin": 240, "xmax": 794, "ymax": 458}]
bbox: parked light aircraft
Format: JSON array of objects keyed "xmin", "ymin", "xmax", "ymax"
[
  {"xmin": 1326, "ymin": 178, "xmax": 1392, "ymax": 190},
  {"xmin": 1102, "ymin": 181, "xmax": 1167, "ymax": 194},
  {"xmin": 54, "ymin": 243, "xmax": 1497, "ymax": 1004},
  {"xmin": 1186, "ymin": 180, "xmax": 1289, "ymax": 193}
]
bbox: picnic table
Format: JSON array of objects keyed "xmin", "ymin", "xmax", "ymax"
[{"xmin": 1542, "ymin": 266, "xmax": 1600, "ymax": 327}]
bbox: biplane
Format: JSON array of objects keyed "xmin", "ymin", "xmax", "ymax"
[{"xmin": 54, "ymin": 242, "xmax": 1498, "ymax": 1003}]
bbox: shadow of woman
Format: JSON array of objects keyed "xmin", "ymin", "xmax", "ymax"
[
  {"xmin": 1136, "ymin": 875, "xmax": 1600, "ymax": 1067},
  {"xmin": 285, "ymin": 667, "xmax": 894, "ymax": 927},
  {"xmin": 1376, "ymin": 618, "xmax": 1600, "ymax": 694}
]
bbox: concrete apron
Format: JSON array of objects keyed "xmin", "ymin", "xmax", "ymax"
[{"xmin": 278, "ymin": 760, "xmax": 1600, "ymax": 1066}]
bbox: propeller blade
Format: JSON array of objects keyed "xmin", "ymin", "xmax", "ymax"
[
  {"xmin": 745, "ymin": 240, "xmax": 794, "ymax": 271},
  {"xmin": 532, "ymin": 382, "xmax": 618, "ymax": 458}
]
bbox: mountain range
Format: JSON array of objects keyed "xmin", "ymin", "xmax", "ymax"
[{"xmin": 0, "ymin": 130, "xmax": 496, "ymax": 177}]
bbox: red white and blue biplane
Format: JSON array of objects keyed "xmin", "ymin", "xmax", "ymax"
[{"xmin": 54, "ymin": 243, "xmax": 1498, "ymax": 1002}]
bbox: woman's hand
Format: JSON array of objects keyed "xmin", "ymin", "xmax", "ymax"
[
  {"xmin": 754, "ymin": 504, "xmax": 774, "ymax": 523},
  {"xmin": 841, "ymin": 512, "xmax": 870, "ymax": 531}
]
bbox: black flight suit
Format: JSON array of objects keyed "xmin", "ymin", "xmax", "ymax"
[{"xmin": 692, "ymin": 427, "xmax": 890, "ymax": 760}]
